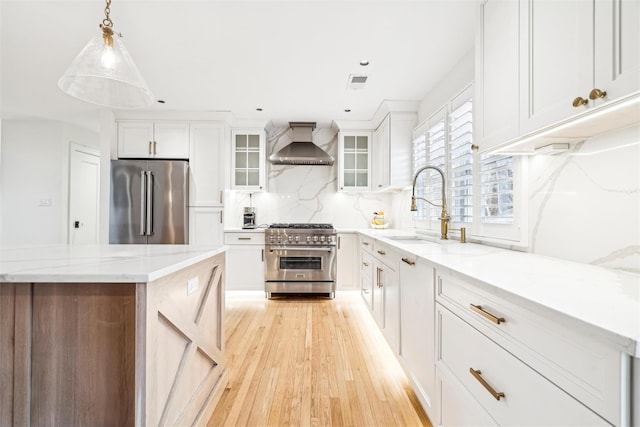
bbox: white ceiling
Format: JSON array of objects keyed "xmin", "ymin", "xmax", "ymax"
[{"xmin": 1, "ymin": 0, "xmax": 477, "ymax": 131}]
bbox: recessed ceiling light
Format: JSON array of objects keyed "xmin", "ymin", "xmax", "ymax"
[
  {"xmin": 344, "ymin": 109, "xmax": 351, "ymax": 112},
  {"xmin": 359, "ymin": 59, "xmax": 370, "ymax": 66},
  {"xmin": 256, "ymin": 107, "xmax": 263, "ymax": 111},
  {"xmin": 157, "ymin": 99, "xmax": 165, "ymax": 104}
]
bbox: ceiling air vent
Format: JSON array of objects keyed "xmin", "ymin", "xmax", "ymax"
[{"xmin": 347, "ymin": 74, "xmax": 368, "ymax": 90}]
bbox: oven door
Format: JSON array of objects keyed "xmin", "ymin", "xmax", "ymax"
[{"xmin": 265, "ymin": 246, "xmax": 336, "ymax": 282}]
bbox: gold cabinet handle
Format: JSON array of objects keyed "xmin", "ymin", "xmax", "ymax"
[
  {"xmin": 238, "ymin": 237, "xmax": 252, "ymax": 241},
  {"xmin": 470, "ymin": 304, "xmax": 505, "ymax": 325},
  {"xmin": 401, "ymin": 257, "xmax": 415, "ymax": 266},
  {"xmin": 377, "ymin": 250, "xmax": 386, "ymax": 255},
  {"xmin": 469, "ymin": 368, "xmax": 505, "ymax": 401},
  {"xmin": 363, "ymin": 289, "xmax": 370, "ymax": 294},
  {"xmin": 153, "ymin": 141, "xmax": 158, "ymax": 155},
  {"xmin": 362, "ymin": 262, "xmax": 369, "ymax": 267},
  {"xmin": 362, "ymin": 242, "xmax": 370, "ymax": 246},
  {"xmin": 589, "ymin": 88, "xmax": 607, "ymax": 100},
  {"xmin": 572, "ymin": 96, "xmax": 589, "ymax": 107},
  {"xmin": 148, "ymin": 141, "xmax": 153, "ymax": 155}
]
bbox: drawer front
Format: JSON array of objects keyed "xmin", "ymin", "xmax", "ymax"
[
  {"xmin": 360, "ymin": 236, "xmax": 374, "ymax": 253},
  {"xmin": 439, "ymin": 369, "xmax": 497, "ymax": 427},
  {"xmin": 437, "ymin": 271, "xmax": 621, "ymax": 424},
  {"xmin": 360, "ymin": 250, "xmax": 374, "ymax": 280},
  {"xmin": 372, "ymin": 242, "xmax": 399, "ymax": 270},
  {"xmin": 224, "ymin": 232, "xmax": 265, "ymax": 245},
  {"xmin": 437, "ymin": 305, "xmax": 610, "ymax": 426}
]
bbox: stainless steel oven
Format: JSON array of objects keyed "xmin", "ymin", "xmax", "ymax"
[{"xmin": 265, "ymin": 223, "xmax": 337, "ymax": 298}]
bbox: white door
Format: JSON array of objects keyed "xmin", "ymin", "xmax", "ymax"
[{"xmin": 68, "ymin": 143, "xmax": 100, "ymax": 244}]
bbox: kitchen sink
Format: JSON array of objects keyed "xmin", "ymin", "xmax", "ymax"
[{"xmin": 384, "ymin": 235, "xmax": 457, "ymax": 244}]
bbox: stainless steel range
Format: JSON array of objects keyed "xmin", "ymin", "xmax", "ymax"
[{"xmin": 265, "ymin": 223, "xmax": 337, "ymax": 299}]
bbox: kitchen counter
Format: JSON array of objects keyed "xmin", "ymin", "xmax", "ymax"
[
  {"xmin": 0, "ymin": 244, "xmax": 225, "ymax": 283},
  {"xmin": 358, "ymin": 229, "xmax": 640, "ymax": 356},
  {"xmin": 1, "ymin": 244, "xmax": 227, "ymax": 426}
]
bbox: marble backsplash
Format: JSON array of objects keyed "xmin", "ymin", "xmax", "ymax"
[
  {"xmin": 527, "ymin": 125, "xmax": 639, "ymax": 273},
  {"xmin": 224, "ymin": 126, "xmax": 394, "ymax": 229},
  {"xmin": 225, "ymin": 124, "xmax": 639, "ymax": 273}
]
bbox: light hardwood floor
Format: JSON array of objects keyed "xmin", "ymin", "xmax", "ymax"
[{"xmin": 207, "ymin": 291, "xmax": 432, "ymax": 427}]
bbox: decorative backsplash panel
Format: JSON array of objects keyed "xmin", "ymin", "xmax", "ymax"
[{"xmin": 224, "ymin": 126, "xmax": 394, "ymax": 229}]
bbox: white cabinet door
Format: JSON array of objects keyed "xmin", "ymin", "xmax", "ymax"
[
  {"xmin": 336, "ymin": 233, "xmax": 358, "ymax": 290},
  {"xmin": 231, "ymin": 130, "xmax": 266, "ymax": 191},
  {"xmin": 380, "ymin": 263, "xmax": 399, "ymax": 354},
  {"xmin": 189, "ymin": 207, "xmax": 223, "ymax": 245},
  {"xmin": 475, "ymin": 0, "xmax": 520, "ymax": 152},
  {"xmin": 594, "ymin": 0, "xmax": 640, "ymax": 103},
  {"xmin": 225, "ymin": 245, "xmax": 265, "ymax": 291},
  {"xmin": 373, "ymin": 113, "xmax": 416, "ymax": 189},
  {"xmin": 118, "ymin": 122, "xmax": 154, "ymax": 158},
  {"xmin": 373, "ymin": 117, "xmax": 390, "ymax": 190},
  {"xmin": 519, "ymin": 0, "xmax": 594, "ymax": 135},
  {"xmin": 189, "ymin": 123, "xmax": 226, "ymax": 206},
  {"xmin": 399, "ymin": 256, "xmax": 436, "ymax": 421},
  {"xmin": 360, "ymin": 250, "xmax": 374, "ymax": 309},
  {"xmin": 338, "ymin": 131, "xmax": 372, "ymax": 192},
  {"xmin": 117, "ymin": 121, "xmax": 189, "ymax": 159}
]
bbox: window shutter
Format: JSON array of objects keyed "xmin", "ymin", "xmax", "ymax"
[
  {"xmin": 448, "ymin": 98, "xmax": 473, "ymax": 223},
  {"xmin": 481, "ymin": 154, "xmax": 514, "ymax": 224}
]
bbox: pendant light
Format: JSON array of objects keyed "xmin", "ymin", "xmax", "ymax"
[{"xmin": 58, "ymin": 0, "xmax": 153, "ymax": 108}]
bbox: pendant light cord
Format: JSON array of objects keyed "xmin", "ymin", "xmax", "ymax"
[{"xmin": 102, "ymin": 0, "xmax": 113, "ymax": 28}]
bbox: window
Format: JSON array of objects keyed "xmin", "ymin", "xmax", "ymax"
[{"xmin": 411, "ymin": 84, "xmax": 522, "ymax": 243}]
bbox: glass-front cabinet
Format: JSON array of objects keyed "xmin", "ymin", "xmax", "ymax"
[
  {"xmin": 231, "ymin": 130, "xmax": 266, "ymax": 191},
  {"xmin": 338, "ymin": 131, "xmax": 372, "ymax": 192}
]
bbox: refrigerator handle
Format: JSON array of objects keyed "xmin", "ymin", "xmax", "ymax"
[
  {"xmin": 146, "ymin": 171, "xmax": 154, "ymax": 235},
  {"xmin": 140, "ymin": 170, "xmax": 147, "ymax": 236}
]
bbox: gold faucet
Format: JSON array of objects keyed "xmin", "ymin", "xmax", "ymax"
[{"xmin": 410, "ymin": 165, "xmax": 450, "ymax": 240}]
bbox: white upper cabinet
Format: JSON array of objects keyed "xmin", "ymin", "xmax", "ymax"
[
  {"xmin": 231, "ymin": 130, "xmax": 266, "ymax": 191},
  {"xmin": 373, "ymin": 113, "xmax": 417, "ymax": 190},
  {"xmin": 189, "ymin": 123, "xmax": 227, "ymax": 207},
  {"xmin": 474, "ymin": 0, "xmax": 520, "ymax": 152},
  {"xmin": 338, "ymin": 131, "xmax": 372, "ymax": 192},
  {"xmin": 594, "ymin": 0, "xmax": 640, "ymax": 101},
  {"xmin": 519, "ymin": 0, "xmax": 639, "ymax": 135},
  {"xmin": 118, "ymin": 121, "xmax": 190, "ymax": 159}
]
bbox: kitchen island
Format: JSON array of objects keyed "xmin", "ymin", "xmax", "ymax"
[{"xmin": 0, "ymin": 245, "xmax": 227, "ymax": 427}]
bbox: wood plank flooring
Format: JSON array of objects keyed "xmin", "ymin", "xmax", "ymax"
[{"xmin": 207, "ymin": 291, "xmax": 432, "ymax": 427}]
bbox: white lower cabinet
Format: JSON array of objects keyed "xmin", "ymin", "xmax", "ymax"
[
  {"xmin": 336, "ymin": 233, "xmax": 358, "ymax": 290},
  {"xmin": 438, "ymin": 368, "xmax": 496, "ymax": 427},
  {"xmin": 189, "ymin": 207, "xmax": 223, "ymax": 245},
  {"xmin": 398, "ymin": 255, "xmax": 437, "ymax": 422},
  {"xmin": 437, "ymin": 304, "xmax": 608, "ymax": 426},
  {"xmin": 224, "ymin": 231, "xmax": 265, "ymax": 291}
]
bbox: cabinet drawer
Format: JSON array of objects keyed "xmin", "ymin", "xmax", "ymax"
[
  {"xmin": 372, "ymin": 242, "xmax": 399, "ymax": 270},
  {"xmin": 224, "ymin": 232, "xmax": 265, "ymax": 245},
  {"xmin": 360, "ymin": 250, "xmax": 374, "ymax": 279},
  {"xmin": 360, "ymin": 236, "xmax": 374, "ymax": 252},
  {"xmin": 437, "ymin": 305, "xmax": 609, "ymax": 426},
  {"xmin": 437, "ymin": 271, "xmax": 622, "ymax": 424}
]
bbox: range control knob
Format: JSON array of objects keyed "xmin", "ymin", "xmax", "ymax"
[
  {"xmin": 320, "ymin": 235, "xmax": 326, "ymax": 242},
  {"xmin": 306, "ymin": 236, "xmax": 311, "ymax": 243},
  {"xmin": 295, "ymin": 235, "xmax": 300, "ymax": 242},
  {"xmin": 313, "ymin": 235, "xmax": 319, "ymax": 242}
]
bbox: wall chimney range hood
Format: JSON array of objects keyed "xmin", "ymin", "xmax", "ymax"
[{"xmin": 269, "ymin": 122, "xmax": 334, "ymax": 165}]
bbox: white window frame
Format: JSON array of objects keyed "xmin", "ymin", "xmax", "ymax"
[{"xmin": 411, "ymin": 84, "xmax": 528, "ymax": 246}]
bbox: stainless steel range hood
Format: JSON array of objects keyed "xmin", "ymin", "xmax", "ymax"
[{"xmin": 270, "ymin": 122, "xmax": 334, "ymax": 165}]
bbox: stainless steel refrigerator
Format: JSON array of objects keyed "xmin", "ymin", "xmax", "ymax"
[{"xmin": 109, "ymin": 159, "xmax": 189, "ymax": 244}]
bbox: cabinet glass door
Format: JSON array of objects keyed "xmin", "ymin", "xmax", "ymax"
[
  {"xmin": 342, "ymin": 135, "xmax": 369, "ymax": 189},
  {"xmin": 234, "ymin": 134, "xmax": 261, "ymax": 186}
]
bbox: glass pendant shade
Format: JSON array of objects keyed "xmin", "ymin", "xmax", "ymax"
[{"xmin": 58, "ymin": 28, "xmax": 154, "ymax": 108}]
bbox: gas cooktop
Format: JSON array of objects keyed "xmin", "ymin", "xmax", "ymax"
[{"xmin": 268, "ymin": 223, "xmax": 334, "ymax": 229}]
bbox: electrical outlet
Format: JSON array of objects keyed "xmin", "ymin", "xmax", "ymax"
[
  {"xmin": 39, "ymin": 198, "xmax": 52, "ymax": 206},
  {"xmin": 187, "ymin": 277, "xmax": 199, "ymax": 295}
]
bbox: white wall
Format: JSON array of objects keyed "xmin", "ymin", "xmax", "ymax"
[{"xmin": 0, "ymin": 120, "xmax": 99, "ymax": 246}]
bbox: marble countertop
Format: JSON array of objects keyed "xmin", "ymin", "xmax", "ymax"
[
  {"xmin": 0, "ymin": 244, "xmax": 226, "ymax": 283},
  {"xmin": 358, "ymin": 229, "xmax": 640, "ymax": 357}
]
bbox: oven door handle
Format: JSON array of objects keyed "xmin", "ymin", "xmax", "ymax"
[{"xmin": 267, "ymin": 246, "xmax": 335, "ymax": 252}]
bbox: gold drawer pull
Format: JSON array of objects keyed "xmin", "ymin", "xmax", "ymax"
[
  {"xmin": 363, "ymin": 262, "xmax": 369, "ymax": 267},
  {"xmin": 470, "ymin": 368, "xmax": 505, "ymax": 401},
  {"xmin": 237, "ymin": 237, "xmax": 252, "ymax": 240},
  {"xmin": 572, "ymin": 96, "xmax": 589, "ymax": 107},
  {"xmin": 470, "ymin": 304, "xmax": 505, "ymax": 325},
  {"xmin": 589, "ymin": 88, "xmax": 607, "ymax": 100},
  {"xmin": 377, "ymin": 250, "xmax": 386, "ymax": 255},
  {"xmin": 401, "ymin": 257, "xmax": 415, "ymax": 266}
]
